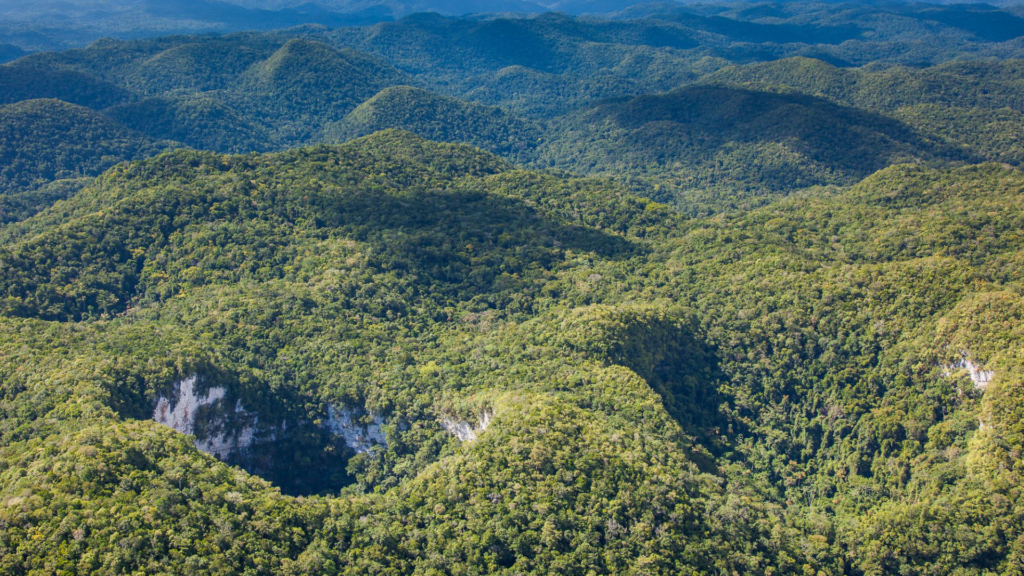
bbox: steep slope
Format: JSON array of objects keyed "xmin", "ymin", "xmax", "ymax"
[
  {"xmin": 325, "ymin": 85, "xmax": 540, "ymax": 158},
  {"xmin": 0, "ymin": 99, "xmax": 171, "ymax": 194}
]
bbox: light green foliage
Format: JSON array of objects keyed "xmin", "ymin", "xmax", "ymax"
[
  {"xmin": 0, "ymin": 5, "xmax": 1024, "ymax": 574},
  {"xmin": 0, "ymin": 130, "xmax": 1023, "ymax": 574}
]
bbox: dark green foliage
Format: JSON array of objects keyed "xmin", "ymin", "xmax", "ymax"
[
  {"xmin": 706, "ymin": 57, "xmax": 1024, "ymax": 112},
  {"xmin": 114, "ymin": 36, "xmax": 283, "ymax": 95},
  {"xmin": 325, "ymin": 85, "xmax": 540, "ymax": 159},
  {"xmin": 0, "ymin": 44, "xmax": 26, "ymax": 64},
  {"xmin": 328, "ymin": 11, "xmax": 717, "ymax": 116},
  {"xmin": 906, "ymin": 6, "xmax": 1024, "ymax": 42},
  {"xmin": 541, "ymin": 85, "xmax": 960, "ymax": 212},
  {"xmin": 0, "ymin": 0, "xmax": 393, "ymax": 53},
  {"xmin": 231, "ymin": 39, "xmax": 409, "ymax": 137},
  {"xmin": 12, "ymin": 35, "xmax": 409, "ymax": 147},
  {"xmin": 892, "ymin": 105, "xmax": 1024, "ymax": 167},
  {"xmin": 0, "ymin": 62, "xmax": 130, "ymax": 109},
  {"xmin": 0, "ymin": 178, "xmax": 89, "ymax": 225},
  {"xmin": 105, "ymin": 96, "xmax": 275, "ymax": 153},
  {"xmin": 0, "ymin": 99, "xmax": 170, "ymax": 194},
  {"xmin": 654, "ymin": 10, "xmax": 863, "ymax": 45},
  {"xmin": 3, "ymin": 12, "xmax": 1024, "ymax": 219}
]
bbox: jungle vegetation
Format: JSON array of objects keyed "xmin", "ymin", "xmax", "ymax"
[{"xmin": 2, "ymin": 3, "xmax": 1024, "ymax": 575}]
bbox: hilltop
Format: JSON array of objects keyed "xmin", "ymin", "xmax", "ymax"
[
  {"xmin": 325, "ymin": 85, "xmax": 540, "ymax": 158},
  {"xmin": 0, "ymin": 99, "xmax": 170, "ymax": 195}
]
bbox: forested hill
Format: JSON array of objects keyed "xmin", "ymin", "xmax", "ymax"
[
  {"xmin": 3, "ymin": 5, "xmax": 1024, "ymax": 219},
  {"xmin": 324, "ymin": 86, "xmax": 541, "ymax": 159},
  {"xmin": 2, "ymin": 5, "xmax": 1024, "ymax": 572},
  {"xmin": 540, "ymin": 85, "xmax": 961, "ymax": 204},
  {"xmin": 0, "ymin": 99, "xmax": 170, "ymax": 195},
  {"xmin": 1, "ymin": 132, "xmax": 1024, "ymax": 574}
]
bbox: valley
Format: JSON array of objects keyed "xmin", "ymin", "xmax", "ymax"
[{"xmin": 1, "ymin": 2, "xmax": 1024, "ymax": 574}]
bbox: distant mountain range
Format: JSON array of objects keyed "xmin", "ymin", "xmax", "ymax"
[
  {"xmin": 2, "ymin": 4, "xmax": 1023, "ymax": 218},
  {"xmin": 2, "ymin": 0, "xmax": 1021, "ymax": 53}
]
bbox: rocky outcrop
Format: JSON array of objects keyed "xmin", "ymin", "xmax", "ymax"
[
  {"xmin": 153, "ymin": 375, "xmax": 389, "ymax": 461},
  {"xmin": 941, "ymin": 353, "xmax": 996, "ymax": 431},
  {"xmin": 943, "ymin": 353, "xmax": 995, "ymax": 391},
  {"xmin": 324, "ymin": 405, "xmax": 387, "ymax": 453},
  {"xmin": 152, "ymin": 376, "xmax": 258, "ymax": 459},
  {"xmin": 441, "ymin": 410, "xmax": 493, "ymax": 442}
]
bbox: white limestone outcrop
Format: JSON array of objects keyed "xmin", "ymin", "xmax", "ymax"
[
  {"xmin": 153, "ymin": 376, "xmax": 258, "ymax": 459},
  {"xmin": 942, "ymin": 353, "xmax": 995, "ymax": 391},
  {"xmin": 153, "ymin": 376, "xmax": 221, "ymax": 432},
  {"xmin": 441, "ymin": 410, "xmax": 493, "ymax": 442},
  {"xmin": 324, "ymin": 405, "xmax": 387, "ymax": 452},
  {"xmin": 154, "ymin": 377, "xmax": 390, "ymax": 459}
]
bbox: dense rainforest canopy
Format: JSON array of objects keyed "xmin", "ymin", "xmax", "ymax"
[{"xmin": 1, "ymin": 2, "xmax": 1024, "ymax": 575}]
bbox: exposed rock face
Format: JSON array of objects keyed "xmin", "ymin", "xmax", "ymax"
[
  {"xmin": 153, "ymin": 376, "xmax": 219, "ymax": 432},
  {"xmin": 153, "ymin": 376, "xmax": 258, "ymax": 459},
  {"xmin": 441, "ymin": 410, "xmax": 493, "ymax": 442},
  {"xmin": 943, "ymin": 353, "xmax": 995, "ymax": 390},
  {"xmin": 941, "ymin": 353, "xmax": 996, "ymax": 431},
  {"xmin": 154, "ymin": 375, "xmax": 389, "ymax": 459},
  {"xmin": 324, "ymin": 405, "xmax": 387, "ymax": 453}
]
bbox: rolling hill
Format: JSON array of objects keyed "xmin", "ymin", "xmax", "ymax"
[
  {"xmin": 0, "ymin": 99, "xmax": 171, "ymax": 194},
  {"xmin": 540, "ymin": 85, "xmax": 961, "ymax": 210},
  {"xmin": 231, "ymin": 38, "xmax": 409, "ymax": 131},
  {"xmin": 325, "ymin": 85, "xmax": 540, "ymax": 158},
  {"xmin": 3, "ymin": 4, "xmax": 1024, "ymax": 575},
  {"xmin": 1, "ymin": 132, "xmax": 1023, "ymax": 574},
  {"xmin": 0, "ymin": 17, "xmax": 1022, "ymax": 216},
  {"xmin": 0, "ymin": 44, "xmax": 27, "ymax": 63},
  {"xmin": 704, "ymin": 57, "xmax": 1024, "ymax": 112},
  {"xmin": 105, "ymin": 95, "xmax": 276, "ymax": 153},
  {"xmin": 0, "ymin": 62, "xmax": 131, "ymax": 109}
]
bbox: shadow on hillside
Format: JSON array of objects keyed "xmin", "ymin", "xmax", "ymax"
[
  {"xmin": 304, "ymin": 177, "xmax": 641, "ymax": 279},
  {"xmin": 559, "ymin": 306, "xmax": 734, "ymax": 471},
  {"xmin": 0, "ymin": 146, "xmax": 640, "ymax": 322},
  {"xmin": 596, "ymin": 85, "xmax": 970, "ymax": 179},
  {"xmin": 604, "ymin": 316, "xmax": 731, "ymax": 470},
  {"xmin": 111, "ymin": 363, "xmax": 357, "ymax": 497}
]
